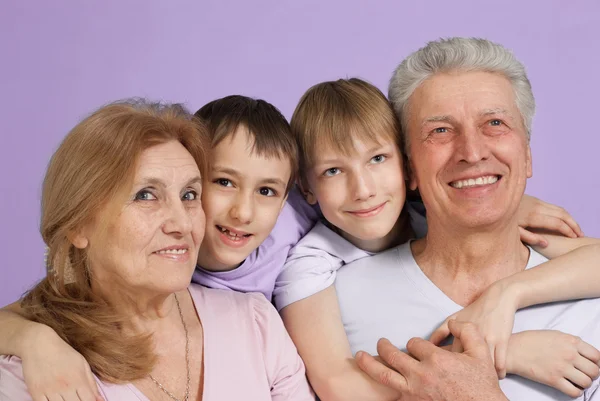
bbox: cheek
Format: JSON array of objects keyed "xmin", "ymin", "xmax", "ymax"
[
  {"xmin": 315, "ymin": 180, "xmax": 346, "ymax": 211},
  {"xmin": 201, "ymin": 189, "xmax": 226, "ymax": 219}
]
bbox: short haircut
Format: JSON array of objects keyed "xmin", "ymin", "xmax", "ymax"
[
  {"xmin": 290, "ymin": 78, "xmax": 402, "ymax": 186},
  {"xmin": 195, "ymin": 95, "xmax": 298, "ymax": 193},
  {"xmin": 389, "ymin": 37, "xmax": 535, "ymax": 154}
]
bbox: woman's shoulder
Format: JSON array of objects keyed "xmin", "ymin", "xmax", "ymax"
[
  {"xmin": 0, "ymin": 355, "xmax": 33, "ymax": 400},
  {"xmin": 188, "ymin": 284, "xmax": 273, "ymax": 321}
]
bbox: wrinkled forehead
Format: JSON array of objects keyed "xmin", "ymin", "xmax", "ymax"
[
  {"xmin": 407, "ymin": 71, "xmax": 523, "ymax": 132},
  {"xmin": 135, "ymin": 142, "xmax": 201, "ymax": 183}
]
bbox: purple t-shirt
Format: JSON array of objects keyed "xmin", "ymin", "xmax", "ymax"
[{"xmin": 192, "ymin": 188, "xmax": 319, "ymax": 300}]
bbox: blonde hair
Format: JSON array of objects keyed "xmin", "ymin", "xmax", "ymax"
[
  {"xmin": 21, "ymin": 99, "xmax": 209, "ymax": 383},
  {"xmin": 290, "ymin": 78, "xmax": 402, "ymax": 186}
]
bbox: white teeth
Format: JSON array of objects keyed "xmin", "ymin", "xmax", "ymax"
[
  {"xmin": 156, "ymin": 249, "xmax": 188, "ymax": 255},
  {"xmin": 451, "ymin": 175, "xmax": 498, "ymax": 189},
  {"xmin": 217, "ymin": 226, "xmax": 249, "ymax": 240}
]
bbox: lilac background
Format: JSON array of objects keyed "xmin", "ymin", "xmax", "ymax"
[{"xmin": 1, "ymin": 1, "xmax": 599, "ymax": 307}]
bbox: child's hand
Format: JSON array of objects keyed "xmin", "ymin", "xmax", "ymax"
[
  {"xmin": 517, "ymin": 195, "xmax": 583, "ymax": 247},
  {"xmin": 21, "ymin": 326, "xmax": 104, "ymax": 401},
  {"xmin": 430, "ymin": 281, "xmax": 519, "ymax": 379},
  {"xmin": 507, "ymin": 330, "xmax": 600, "ymax": 397}
]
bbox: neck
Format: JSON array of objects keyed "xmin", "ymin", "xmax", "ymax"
[
  {"xmin": 412, "ymin": 216, "xmax": 529, "ymax": 305},
  {"xmin": 341, "ymin": 208, "xmax": 413, "ymax": 253},
  {"xmin": 91, "ymin": 276, "xmax": 182, "ymax": 332}
]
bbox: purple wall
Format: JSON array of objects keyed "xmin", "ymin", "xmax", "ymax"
[{"xmin": 1, "ymin": 0, "xmax": 599, "ymax": 307}]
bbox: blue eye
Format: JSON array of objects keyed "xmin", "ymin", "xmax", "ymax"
[
  {"xmin": 433, "ymin": 127, "xmax": 448, "ymax": 134},
  {"xmin": 182, "ymin": 190, "xmax": 198, "ymax": 201},
  {"xmin": 134, "ymin": 190, "xmax": 157, "ymax": 201},
  {"xmin": 259, "ymin": 187, "xmax": 276, "ymax": 197},
  {"xmin": 370, "ymin": 155, "xmax": 386, "ymax": 164},
  {"xmin": 323, "ymin": 168, "xmax": 340, "ymax": 177}
]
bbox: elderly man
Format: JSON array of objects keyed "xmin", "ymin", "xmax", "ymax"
[{"xmin": 334, "ymin": 37, "xmax": 600, "ymax": 400}]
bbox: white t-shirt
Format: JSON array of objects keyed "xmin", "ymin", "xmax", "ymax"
[
  {"xmin": 273, "ymin": 201, "xmax": 427, "ymax": 311},
  {"xmin": 335, "ymin": 242, "xmax": 600, "ymax": 400}
]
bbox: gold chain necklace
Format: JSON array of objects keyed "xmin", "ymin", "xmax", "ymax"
[{"xmin": 148, "ymin": 293, "xmax": 191, "ymax": 401}]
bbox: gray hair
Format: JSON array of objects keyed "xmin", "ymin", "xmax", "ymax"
[{"xmin": 388, "ymin": 37, "xmax": 535, "ymax": 153}]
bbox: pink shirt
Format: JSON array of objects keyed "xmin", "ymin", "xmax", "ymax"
[{"xmin": 0, "ymin": 285, "xmax": 314, "ymax": 401}]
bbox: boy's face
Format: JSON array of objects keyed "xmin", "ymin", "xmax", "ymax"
[
  {"xmin": 304, "ymin": 135, "xmax": 406, "ymax": 249},
  {"xmin": 198, "ymin": 127, "xmax": 290, "ymax": 271}
]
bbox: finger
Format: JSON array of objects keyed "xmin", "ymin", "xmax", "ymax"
[
  {"xmin": 60, "ymin": 390, "xmax": 81, "ymax": 401},
  {"xmin": 355, "ymin": 350, "xmax": 409, "ymax": 391},
  {"xmin": 577, "ymin": 340, "xmax": 600, "ymax": 365},
  {"xmin": 406, "ymin": 337, "xmax": 438, "ymax": 362},
  {"xmin": 448, "ymin": 320, "xmax": 489, "ymax": 361},
  {"xmin": 575, "ymin": 355, "xmax": 600, "ymax": 381},
  {"xmin": 429, "ymin": 320, "xmax": 451, "ymax": 345},
  {"xmin": 495, "ymin": 342, "xmax": 508, "ymax": 379},
  {"xmin": 450, "ymin": 337, "xmax": 464, "ymax": 354},
  {"xmin": 565, "ymin": 366, "xmax": 593, "ymax": 390},
  {"xmin": 547, "ymin": 205, "xmax": 583, "ymax": 237},
  {"xmin": 554, "ymin": 378, "xmax": 583, "ymax": 398},
  {"xmin": 77, "ymin": 388, "xmax": 99, "ymax": 401},
  {"xmin": 85, "ymin": 368, "xmax": 105, "ymax": 401},
  {"xmin": 46, "ymin": 395, "xmax": 65, "ymax": 401},
  {"xmin": 377, "ymin": 338, "xmax": 418, "ymax": 376},
  {"xmin": 519, "ymin": 227, "xmax": 548, "ymax": 247},
  {"xmin": 528, "ymin": 214, "xmax": 577, "ymax": 239}
]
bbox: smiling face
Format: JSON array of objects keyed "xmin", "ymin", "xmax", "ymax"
[
  {"xmin": 77, "ymin": 140, "xmax": 206, "ymax": 297},
  {"xmin": 198, "ymin": 126, "xmax": 291, "ymax": 271},
  {"xmin": 406, "ymin": 70, "xmax": 532, "ymax": 231},
  {"xmin": 305, "ymin": 134, "xmax": 406, "ymax": 251}
]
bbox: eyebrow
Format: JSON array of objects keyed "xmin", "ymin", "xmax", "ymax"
[
  {"xmin": 212, "ymin": 166, "xmax": 286, "ymax": 188},
  {"xmin": 313, "ymin": 143, "xmax": 391, "ymax": 167},
  {"xmin": 480, "ymin": 108, "xmax": 511, "ymax": 118},
  {"xmin": 136, "ymin": 176, "xmax": 202, "ymax": 188},
  {"xmin": 422, "ymin": 115, "xmax": 453, "ymax": 126},
  {"xmin": 212, "ymin": 166, "xmax": 242, "ymax": 179}
]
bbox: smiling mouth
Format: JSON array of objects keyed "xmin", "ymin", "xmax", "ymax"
[
  {"xmin": 449, "ymin": 175, "xmax": 501, "ymax": 189},
  {"xmin": 154, "ymin": 248, "xmax": 189, "ymax": 255},
  {"xmin": 216, "ymin": 225, "xmax": 252, "ymax": 240},
  {"xmin": 347, "ymin": 202, "xmax": 387, "ymax": 217}
]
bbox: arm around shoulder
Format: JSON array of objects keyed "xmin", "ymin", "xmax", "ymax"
[
  {"xmin": 250, "ymin": 293, "xmax": 315, "ymax": 401},
  {"xmin": 0, "ymin": 356, "xmax": 34, "ymax": 401},
  {"xmin": 281, "ymin": 286, "xmax": 399, "ymax": 401}
]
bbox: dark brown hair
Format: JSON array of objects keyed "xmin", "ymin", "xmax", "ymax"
[{"xmin": 195, "ymin": 95, "xmax": 298, "ymax": 192}]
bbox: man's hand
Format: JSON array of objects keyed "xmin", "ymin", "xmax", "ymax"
[{"xmin": 355, "ymin": 320, "xmax": 508, "ymax": 401}]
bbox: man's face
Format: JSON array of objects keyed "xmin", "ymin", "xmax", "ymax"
[{"xmin": 406, "ymin": 71, "xmax": 532, "ymax": 231}]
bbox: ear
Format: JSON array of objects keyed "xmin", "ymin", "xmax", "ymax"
[
  {"xmin": 68, "ymin": 229, "xmax": 89, "ymax": 249},
  {"xmin": 298, "ymin": 180, "xmax": 318, "ymax": 205},
  {"xmin": 407, "ymin": 158, "xmax": 419, "ymax": 191},
  {"xmin": 526, "ymin": 145, "xmax": 533, "ymax": 178},
  {"xmin": 280, "ymin": 194, "xmax": 289, "ymax": 211},
  {"xmin": 302, "ymin": 188, "xmax": 317, "ymax": 205}
]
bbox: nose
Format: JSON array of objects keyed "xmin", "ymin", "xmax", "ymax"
[
  {"xmin": 162, "ymin": 200, "xmax": 193, "ymax": 237},
  {"xmin": 351, "ymin": 171, "xmax": 376, "ymax": 202},
  {"xmin": 456, "ymin": 127, "xmax": 490, "ymax": 164},
  {"xmin": 229, "ymin": 192, "xmax": 254, "ymax": 224}
]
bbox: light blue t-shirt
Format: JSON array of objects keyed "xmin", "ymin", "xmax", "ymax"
[{"xmin": 335, "ymin": 242, "xmax": 600, "ymax": 400}]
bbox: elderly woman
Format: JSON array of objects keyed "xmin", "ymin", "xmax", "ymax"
[{"xmin": 0, "ymin": 100, "xmax": 314, "ymax": 401}]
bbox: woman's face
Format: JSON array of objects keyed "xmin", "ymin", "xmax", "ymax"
[{"xmin": 77, "ymin": 140, "xmax": 205, "ymax": 298}]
